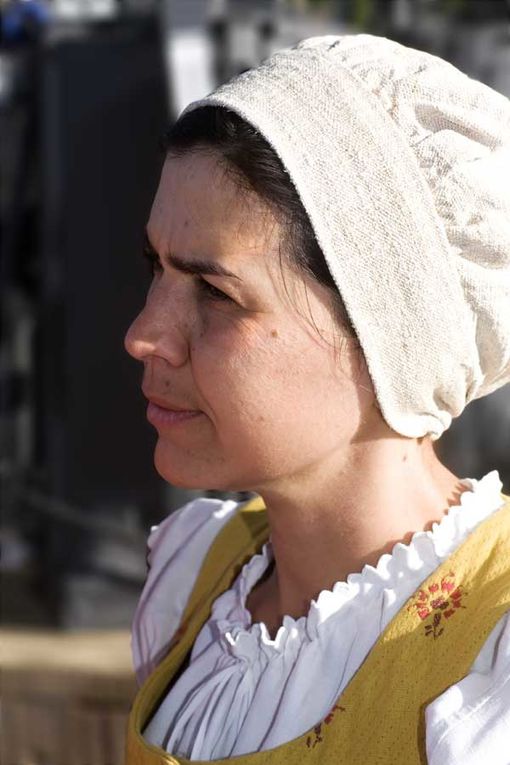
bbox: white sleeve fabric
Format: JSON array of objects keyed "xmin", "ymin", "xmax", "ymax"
[
  {"xmin": 425, "ymin": 610, "xmax": 510, "ymax": 765},
  {"xmin": 131, "ymin": 496, "xmax": 240, "ymax": 686}
]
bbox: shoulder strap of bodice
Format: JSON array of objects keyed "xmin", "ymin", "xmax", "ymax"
[{"xmin": 129, "ymin": 495, "xmax": 269, "ymax": 756}]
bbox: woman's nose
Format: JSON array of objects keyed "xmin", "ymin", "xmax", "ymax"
[{"xmin": 124, "ymin": 291, "xmax": 189, "ymax": 368}]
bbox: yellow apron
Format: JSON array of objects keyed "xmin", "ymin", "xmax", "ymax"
[{"xmin": 126, "ymin": 493, "xmax": 510, "ymax": 764}]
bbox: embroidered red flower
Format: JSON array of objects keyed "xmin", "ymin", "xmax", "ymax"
[
  {"xmin": 306, "ymin": 723, "xmax": 324, "ymax": 749},
  {"xmin": 305, "ymin": 704, "xmax": 346, "ymax": 747},
  {"xmin": 407, "ymin": 571, "xmax": 467, "ymax": 638},
  {"xmin": 324, "ymin": 704, "xmax": 345, "ymax": 725}
]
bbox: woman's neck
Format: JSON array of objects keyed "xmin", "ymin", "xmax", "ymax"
[{"xmin": 246, "ymin": 436, "xmax": 465, "ymax": 636}]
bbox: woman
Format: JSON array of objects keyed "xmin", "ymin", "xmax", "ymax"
[{"xmin": 124, "ymin": 35, "xmax": 510, "ymax": 764}]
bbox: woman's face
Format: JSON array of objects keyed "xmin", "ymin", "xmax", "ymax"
[{"xmin": 125, "ymin": 152, "xmax": 378, "ymax": 492}]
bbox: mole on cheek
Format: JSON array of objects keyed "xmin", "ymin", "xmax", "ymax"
[{"xmin": 270, "ymin": 330, "xmax": 278, "ymax": 338}]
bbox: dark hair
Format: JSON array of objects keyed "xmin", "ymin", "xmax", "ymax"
[{"xmin": 162, "ymin": 106, "xmax": 359, "ymax": 345}]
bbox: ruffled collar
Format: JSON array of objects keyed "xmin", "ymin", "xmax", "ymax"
[{"xmin": 211, "ymin": 471, "xmax": 505, "ymax": 658}]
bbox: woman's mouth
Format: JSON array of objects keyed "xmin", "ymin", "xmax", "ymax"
[{"xmin": 146, "ymin": 401, "xmax": 204, "ymax": 429}]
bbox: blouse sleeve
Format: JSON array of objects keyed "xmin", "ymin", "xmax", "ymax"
[
  {"xmin": 130, "ymin": 496, "xmax": 240, "ymax": 686},
  {"xmin": 425, "ymin": 609, "xmax": 510, "ymax": 764}
]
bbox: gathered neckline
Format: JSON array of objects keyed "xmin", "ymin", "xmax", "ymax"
[{"xmin": 210, "ymin": 470, "xmax": 505, "ymax": 658}]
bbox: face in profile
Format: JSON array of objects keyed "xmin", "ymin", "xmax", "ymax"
[{"xmin": 124, "ymin": 151, "xmax": 377, "ymax": 493}]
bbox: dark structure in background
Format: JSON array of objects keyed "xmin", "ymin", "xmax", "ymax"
[
  {"xmin": 39, "ymin": 18, "xmax": 168, "ymax": 514},
  {"xmin": 1, "ymin": 7, "xmax": 172, "ymax": 626}
]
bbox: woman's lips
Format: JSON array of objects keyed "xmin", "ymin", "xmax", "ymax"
[{"xmin": 146, "ymin": 400, "xmax": 203, "ymax": 429}]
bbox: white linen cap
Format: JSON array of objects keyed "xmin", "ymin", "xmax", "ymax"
[{"xmin": 180, "ymin": 34, "xmax": 510, "ymax": 440}]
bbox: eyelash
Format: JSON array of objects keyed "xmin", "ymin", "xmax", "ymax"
[{"xmin": 142, "ymin": 248, "xmax": 232, "ymax": 303}]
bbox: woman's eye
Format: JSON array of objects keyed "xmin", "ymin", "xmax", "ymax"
[
  {"xmin": 141, "ymin": 242, "xmax": 232, "ymax": 303},
  {"xmin": 197, "ymin": 278, "xmax": 233, "ymax": 303}
]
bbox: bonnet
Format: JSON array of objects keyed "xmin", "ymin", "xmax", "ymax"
[{"xmin": 180, "ymin": 34, "xmax": 510, "ymax": 440}]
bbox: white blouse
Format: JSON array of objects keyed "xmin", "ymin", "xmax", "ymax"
[{"xmin": 131, "ymin": 470, "xmax": 510, "ymax": 764}]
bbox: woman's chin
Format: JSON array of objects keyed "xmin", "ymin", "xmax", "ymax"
[
  {"xmin": 153, "ymin": 448, "xmax": 202, "ymax": 490},
  {"xmin": 152, "ymin": 438, "xmax": 226, "ymax": 491}
]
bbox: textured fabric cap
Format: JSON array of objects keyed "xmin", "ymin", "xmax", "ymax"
[{"xmin": 180, "ymin": 34, "xmax": 510, "ymax": 439}]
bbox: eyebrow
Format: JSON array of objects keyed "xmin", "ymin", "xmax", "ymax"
[{"xmin": 144, "ymin": 231, "xmax": 242, "ymax": 281}]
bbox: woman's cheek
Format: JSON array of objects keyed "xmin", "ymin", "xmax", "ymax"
[{"xmin": 198, "ymin": 307, "xmax": 268, "ymax": 359}]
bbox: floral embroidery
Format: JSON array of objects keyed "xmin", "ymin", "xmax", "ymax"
[
  {"xmin": 306, "ymin": 724, "xmax": 324, "ymax": 749},
  {"xmin": 324, "ymin": 704, "xmax": 345, "ymax": 724},
  {"xmin": 305, "ymin": 704, "xmax": 345, "ymax": 748},
  {"xmin": 407, "ymin": 570, "xmax": 467, "ymax": 638}
]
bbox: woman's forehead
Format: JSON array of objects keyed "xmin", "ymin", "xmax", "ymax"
[
  {"xmin": 148, "ymin": 153, "xmax": 281, "ymax": 270},
  {"xmin": 155, "ymin": 153, "xmax": 261, "ymax": 215}
]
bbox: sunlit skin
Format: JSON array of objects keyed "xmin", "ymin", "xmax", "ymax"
[{"xmin": 125, "ymin": 151, "xmax": 465, "ymax": 637}]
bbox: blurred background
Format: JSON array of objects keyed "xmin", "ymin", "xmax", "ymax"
[{"xmin": 1, "ymin": 0, "xmax": 509, "ymax": 763}]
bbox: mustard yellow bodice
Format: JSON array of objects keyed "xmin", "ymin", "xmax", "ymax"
[{"xmin": 125, "ymin": 493, "xmax": 510, "ymax": 765}]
